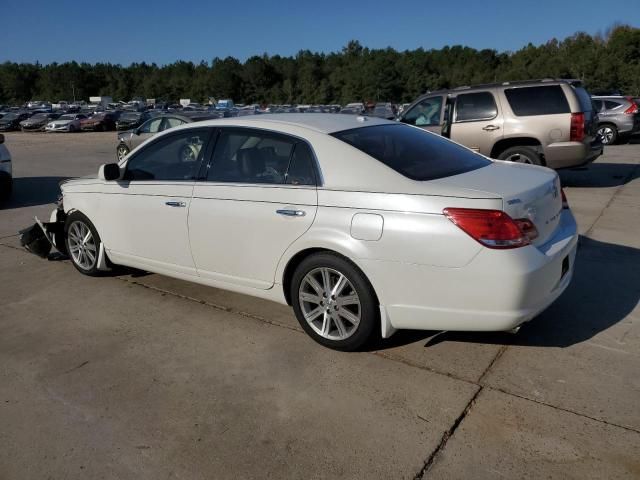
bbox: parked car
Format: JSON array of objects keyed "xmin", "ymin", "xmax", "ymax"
[
  {"xmin": 368, "ymin": 103, "xmax": 396, "ymax": 119},
  {"xmin": 45, "ymin": 113, "xmax": 87, "ymax": 133},
  {"xmin": 80, "ymin": 112, "xmax": 119, "ymax": 131},
  {"xmin": 116, "ymin": 114, "xmax": 193, "ymax": 160},
  {"xmin": 591, "ymin": 96, "xmax": 640, "ymax": 144},
  {"xmin": 20, "ymin": 112, "xmax": 61, "ymax": 131},
  {"xmin": 116, "ymin": 111, "xmax": 151, "ymax": 131},
  {"xmin": 0, "ymin": 112, "xmax": 31, "ymax": 131},
  {"xmin": 42, "ymin": 114, "xmax": 577, "ymax": 351},
  {"xmin": 0, "ymin": 133, "xmax": 11, "ymax": 200},
  {"xmin": 399, "ymin": 79, "xmax": 602, "ymax": 168}
]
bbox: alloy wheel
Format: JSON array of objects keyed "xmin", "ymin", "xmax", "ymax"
[
  {"xmin": 598, "ymin": 126, "xmax": 615, "ymax": 145},
  {"xmin": 67, "ymin": 221, "xmax": 97, "ymax": 270},
  {"xmin": 298, "ymin": 267, "xmax": 361, "ymax": 341},
  {"xmin": 506, "ymin": 153, "xmax": 533, "ymax": 164},
  {"xmin": 117, "ymin": 145, "xmax": 129, "ymax": 160}
]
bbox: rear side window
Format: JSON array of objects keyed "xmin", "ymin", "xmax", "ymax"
[
  {"xmin": 208, "ymin": 129, "xmax": 295, "ymax": 184},
  {"xmin": 505, "ymin": 86, "xmax": 570, "ymax": 116},
  {"xmin": 455, "ymin": 92, "xmax": 497, "ymax": 122},
  {"xmin": 604, "ymin": 100, "xmax": 622, "ymax": 110},
  {"xmin": 332, "ymin": 124, "xmax": 490, "ymax": 181},
  {"xmin": 286, "ymin": 142, "xmax": 317, "ymax": 186}
]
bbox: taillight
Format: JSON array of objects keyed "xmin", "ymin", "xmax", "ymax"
[
  {"xmin": 561, "ymin": 188, "xmax": 569, "ymax": 209},
  {"xmin": 570, "ymin": 112, "xmax": 585, "ymax": 142},
  {"xmin": 623, "ymin": 98, "xmax": 638, "ymax": 115},
  {"xmin": 443, "ymin": 208, "xmax": 536, "ymax": 249}
]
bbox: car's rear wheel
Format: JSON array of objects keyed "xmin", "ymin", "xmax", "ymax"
[
  {"xmin": 597, "ymin": 124, "xmax": 618, "ymax": 145},
  {"xmin": 65, "ymin": 212, "xmax": 103, "ymax": 276},
  {"xmin": 116, "ymin": 143, "xmax": 130, "ymax": 161},
  {"xmin": 291, "ymin": 252, "xmax": 378, "ymax": 351},
  {"xmin": 497, "ymin": 146, "xmax": 542, "ymax": 165}
]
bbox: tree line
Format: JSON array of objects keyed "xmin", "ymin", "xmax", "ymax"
[{"xmin": 1, "ymin": 25, "xmax": 638, "ymax": 106}]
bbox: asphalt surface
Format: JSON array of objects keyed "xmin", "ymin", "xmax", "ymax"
[{"xmin": 1, "ymin": 131, "xmax": 639, "ymax": 479}]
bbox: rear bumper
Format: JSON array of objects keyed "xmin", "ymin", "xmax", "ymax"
[
  {"xmin": 364, "ymin": 209, "xmax": 579, "ymax": 334},
  {"xmin": 544, "ymin": 140, "xmax": 603, "ymax": 169}
]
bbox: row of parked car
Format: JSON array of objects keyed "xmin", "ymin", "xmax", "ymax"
[{"xmin": 113, "ymin": 79, "xmax": 639, "ymax": 169}]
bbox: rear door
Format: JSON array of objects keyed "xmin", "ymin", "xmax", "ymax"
[
  {"xmin": 189, "ymin": 127, "xmax": 318, "ymax": 289},
  {"xmin": 400, "ymin": 95, "xmax": 447, "ymax": 134},
  {"xmin": 449, "ymin": 91, "xmax": 503, "ymax": 156}
]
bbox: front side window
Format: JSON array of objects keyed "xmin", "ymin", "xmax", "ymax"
[
  {"xmin": 124, "ymin": 129, "xmax": 209, "ymax": 181},
  {"xmin": 402, "ymin": 96, "xmax": 443, "ymax": 127},
  {"xmin": 207, "ymin": 129, "xmax": 296, "ymax": 184},
  {"xmin": 454, "ymin": 92, "xmax": 498, "ymax": 122},
  {"xmin": 332, "ymin": 124, "xmax": 490, "ymax": 181},
  {"xmin": 139, "ymin": 118, "xmax": 162, "ymax": 134},
  {"xmin": 505, "ymin": 86, "xmax": 571, "ymax": 116},
  {"xmin": 163, "ymin": 117, "xmax": 186, "ymax": 130}
]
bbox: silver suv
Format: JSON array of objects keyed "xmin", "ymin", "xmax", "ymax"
[
  {"xmin": 399, "ymin": 79, "xmax": 603, "ymax": 168},
  {"xmin": 591, "ymin": 96, "xmax": 640, "ymax": 144}
]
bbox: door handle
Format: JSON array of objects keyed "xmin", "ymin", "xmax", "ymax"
[
  {"xmin": 276, "ymin": 209, "xmax": 306, "ymax": 217},
  {"xmin": 482, "ymin": 125, "xmax": 500, "ymax": 131},
  {"xmin": 165, "ymin": 201, "xmax": 186, "ymax": 207}
]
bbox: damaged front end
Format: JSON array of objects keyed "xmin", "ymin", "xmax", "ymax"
[{"xmin": 19, "ymin": 196, "xmax": 67, "ymax": 258}]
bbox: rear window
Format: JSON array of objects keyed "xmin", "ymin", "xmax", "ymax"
[
  {"xmin": 331, "ymin": 124, "xmax": 490, "ymax": 181},
  {"xmin": 505, "ymin": 86, "xmax": 570, "ymax": 116}
]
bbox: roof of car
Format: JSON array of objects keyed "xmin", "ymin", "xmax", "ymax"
[
  {"xmin": 191, "ymin": 113, "xmax": 394, "ymax": 134},
  {"xmin": 418, "ymin": 78, "xmax": 583, "ymax": 98}
]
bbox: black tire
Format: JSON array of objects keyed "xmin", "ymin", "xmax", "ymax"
[
  {"xmin": 597, "ymin": 123, "xmax": 618, "ymax": 145},
  {"xmin": 497, "ymin": 146, "xmax": 542, "ymax": 165},
  {"xmin": 116, "ymin": 143, "xmax": 130, "ymax": 161},
  {"xmin": 290, "ymin": 252, "xmax": 378, "ymax": 351},
  {"xmin": 64, "ymin": 211, "xmax": 104, "ymax": 276}
]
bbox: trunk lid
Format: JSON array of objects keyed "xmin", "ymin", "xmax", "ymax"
[{"xmin": 433, "ymin": 161, "xmax": 563, "ymax": 246}]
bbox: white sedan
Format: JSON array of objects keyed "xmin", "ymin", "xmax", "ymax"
[
  {"xmin": 46, "ymin": 114, "xmax": 578, "ymax": 351},
  {"xmin": 45, "ymin": 113, "xmax": 87, "ymax": 132}
]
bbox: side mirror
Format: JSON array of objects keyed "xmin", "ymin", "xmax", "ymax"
[{"xmin": 99, "ymin": 163, "xmax": 121, "ymax": 181}]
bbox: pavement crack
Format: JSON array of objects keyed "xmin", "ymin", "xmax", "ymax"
[
  {"xmin": 477, "ymin": 344, "xmax": 508, "ymax": 385},
  {"xmin": 63, "ymin": 360, "xmax": 89, "ymax": 374},
  {"xmin": 583, "ymin": 161, "xmax": 640, "ymax": 238},
  {"xmin": 117, "ymin": 276, "xmax": 303, "ymax": 335},
  {"xmin": 414, "ymin": 386, "xmax": 483, "ymax": 479},
  {"xmin": 485, "ymin": 385, "xmax": 640, "ymax": 435}
]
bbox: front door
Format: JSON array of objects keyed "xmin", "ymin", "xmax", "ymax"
[
  {"xmin": 100, "ymin": 128, "xmax": 212, "ymax": 275},
  {"xmin": 449, "ymin": 91, "xmax": 503, "ymax": 156},
  {"xmin": 400, "ymin": 95, "xmax": 446, "ymax": 134},
  {"xmin": 189, "ymin": 127, "xmax": 318, "ymax": 289}
]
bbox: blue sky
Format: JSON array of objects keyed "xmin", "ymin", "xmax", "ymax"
[{"xmin": 2, "ymin": 0, "xmax": 638, "ymax": 65}]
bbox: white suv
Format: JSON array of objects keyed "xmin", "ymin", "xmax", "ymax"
[{"xmin": 0, "ymin": 133, "xmax": 12, "ymax": 200}]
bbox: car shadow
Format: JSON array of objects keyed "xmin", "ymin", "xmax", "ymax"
[
  {"xmin": 372, "ymin": 236, "xmax": 639, "ymax": 350},
  {"xmin": 2, "ymin": 176, "xmax": 69, "ymax": 209},
  {"xmin": 559, "ymin": 162, "xmax": 639, "ymax": 188}
]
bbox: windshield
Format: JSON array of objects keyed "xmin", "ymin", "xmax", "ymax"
[
  {"xmin": 32, "ymin": 113, "xmax": 48, "ymax": 119},
  {"xmin": 60, "ymin": 114, "xmax": 75, "ymax": 120},
  {"xmin": 332, "ymin": 124, "xmax": 490, "ymax": 181}
]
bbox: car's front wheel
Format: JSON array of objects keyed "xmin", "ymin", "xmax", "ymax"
[
  {"xmin": 65, "ymin": 212, "xmax": 103, "ymax": 276},
  {"xmin": 116, "ymin": 143, "xmax": 130, "ymax": 160},
  {"xmin": 291, "ymin": 252, "xmax": 378, "ymax": 351}
]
